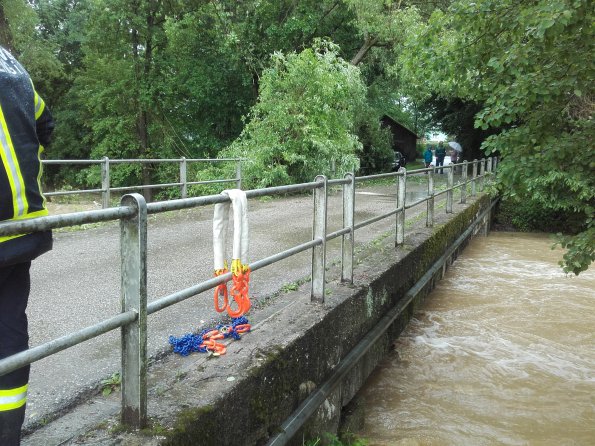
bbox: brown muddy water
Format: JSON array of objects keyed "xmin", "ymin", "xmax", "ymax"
[{"xmin": 355, "ymin": 232, "xmax": 595, "ymax": 446}]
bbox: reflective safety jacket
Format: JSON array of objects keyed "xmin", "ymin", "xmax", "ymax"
[{"xmin": 0, "ymin": 46, "xmax": 54, "ymax": 267}]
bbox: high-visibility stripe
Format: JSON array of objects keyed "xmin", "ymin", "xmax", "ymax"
[
  {"xmin": 34, "ymin": 90, "xmax": 45, "ymax": 120},
  {"xmin": 0, "ymin": 103, "xmax": 29, "ymax": 218},
  {"xmin": 38, "ymin": 144, "xmax": 46, "ymax": 209},
  {"xmin": 0, "ymin": 384, "xmax": 28, "ymax": 412}
]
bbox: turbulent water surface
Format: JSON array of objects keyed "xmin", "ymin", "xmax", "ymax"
[{"xmin": 355, "ymin": 232, "xmax": 595, "ymax": 446}]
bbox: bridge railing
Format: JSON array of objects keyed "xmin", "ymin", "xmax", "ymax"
[
  {"xmin": 42, "ymin": 157, "xmax": 244, "ymax": 208},
  {"xmin": 0, "ymin": 157, "xmax": 496, "ymax": 429}
]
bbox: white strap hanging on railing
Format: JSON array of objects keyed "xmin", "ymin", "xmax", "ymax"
[
  {"xmin": 213, "ymin": 189, "xmax": 249, "ymax": 272},
  {"xmin": 212, "ymin": 189, "xmax": 251, "ymax": 318}
]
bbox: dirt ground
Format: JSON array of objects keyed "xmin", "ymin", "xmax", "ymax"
[{"xmin": 46, "ymin": 200, "xmax": 103, "ymax": 215}]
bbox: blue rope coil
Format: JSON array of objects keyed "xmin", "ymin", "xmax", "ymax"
[{"xmin": 169, "ymin": 316, "xmax": 250, "ymax": 356}]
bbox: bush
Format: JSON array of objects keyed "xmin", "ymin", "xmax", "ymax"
[{"xmin": 495, "ymin": 196, "xmax": 585, "ymax": 233}]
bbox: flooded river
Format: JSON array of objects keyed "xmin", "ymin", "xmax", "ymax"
[{"xmin": 355, "ymin": 232, "xmax": 595, "ymax": 445}]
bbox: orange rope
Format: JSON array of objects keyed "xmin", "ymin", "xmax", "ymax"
[
  {"xmin": 213, "ymin": 265, "xmax": 251, "ymax": 318},
  {"xmin": 213, "ymin": 269, "xmax": 229, "ymax": 313},
  {"xmin": 228, "ymin": 267, "xmax": 251, "ymax": 318}
]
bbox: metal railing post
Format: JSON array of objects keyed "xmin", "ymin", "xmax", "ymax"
[
  {"xmin": 446, "ymin": 165, "xmax": 454, "ymax": 213},
  {"xmin": 461, "ymin": 160, "xmax": 468, "ymax": 204},
  {"xmin": 341, "ymin": 173, "xmax": 355, "ymax": 283},
  {"xmin": 120, "ymin": 193, "xmax": 148, "ymax": 429},
  {"xmin": 480, "ymin": 158, "xmax": 486, "ymax": 192},
  {"xmin": 180, "ymin": 157, "xmax": 187, "ymax": 199},
  {"xmin": 396, "ymin": 168, "xmax": 406, "ymax": 245},
  {"xmin": 236, "ymin": 160, "xmax": 242, "ymax": 190},
  {"xmin": 471, "ymin": 160, "xmax": 478, "ymax": 196},
  {"xmin": 426, "ymin": 169, "xmax": 434, "ymax": 227},
  {"xmin": 101, "ymin": 157, "xmax": 110, "ymax": 209},
  {"xmin": 311, "ymin": 175, "xmax": 327, "ymax": 303}
]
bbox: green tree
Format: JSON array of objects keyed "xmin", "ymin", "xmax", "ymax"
[
  {"xmin": 223, "ymin": 41, "xmax": 366, "ymax": 188},
  {"xmin": 400, "ymin": 0, "xmax": 594, "ymax": 274},
  {"xmin": 0, "ymin": 0, "xmax": 62, "ymax": 97}
]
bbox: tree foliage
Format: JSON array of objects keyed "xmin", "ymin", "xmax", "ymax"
[
  {"xmin": 5, "ymin": 0, "xmax": 590, "ymax": 273},
  {"xmin": 224, "ymin": 41, "xmax": 366, "ymax": 188},
  {"xmin": 400, "ymin": 0, "xmax": 594, "ymax": 274}
]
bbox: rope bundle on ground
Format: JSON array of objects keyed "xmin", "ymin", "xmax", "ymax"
[{"xmin": 169, "ymin": 316, "xmax": 250, "ymax": 356}]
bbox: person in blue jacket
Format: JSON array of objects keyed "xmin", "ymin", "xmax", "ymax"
[
  {"xmin": 423, "ymin": 146, "xmax": 433, "ymax": 171},
  {"xmin": 0, "ymin": 45, "xmax": 54, "ymax": 445}
]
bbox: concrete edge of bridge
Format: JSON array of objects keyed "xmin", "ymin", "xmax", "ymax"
[{"xmin": 23, "ymin": 194, "xmax": 494, "ymax": 446}]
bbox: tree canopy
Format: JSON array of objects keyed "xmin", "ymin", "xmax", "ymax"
[
  {"xmin": 399, "ymin": 0, "xmax": 594, "ymax": 274},
  {"xmin": 0, "ymin": 0, "xmax": 592, "ymax": 273}
]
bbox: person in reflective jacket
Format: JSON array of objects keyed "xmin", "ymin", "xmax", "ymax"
[{"xmin": 0, "ymin": 45, "xmax": 54, "ymax": 445}]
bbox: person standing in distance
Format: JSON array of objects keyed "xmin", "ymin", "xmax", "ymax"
[
  {"xmin": 423, "ymin": 145, "xmax": 433, "ymax": 173},
  {"xmin": 0, "ymin": 45, "xmax": 55, "ymax": 445},
  {"xmin": 435, "ymin": 141, "xmax": 446, "ymax": 174}
]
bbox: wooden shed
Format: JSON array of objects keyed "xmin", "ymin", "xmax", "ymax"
[{"xmin": 380, "ymin": 115, "xmax": 419, "ymax": 162}]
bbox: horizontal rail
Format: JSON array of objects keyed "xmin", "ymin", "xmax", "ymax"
[
  {"xmin": 326, "ymin": 227, "xmax": 351, "ymax": 241},
  {"xmin": 45, "ymin": 188, "xmax": 104, "ymax": 196},
  {"xmin": 0, "ymin": 207, "xmax": 135, "ymax": 236},
  {"xmin": 266, "ymin": 197, "xmax": 499, "ymax": 446},
  {"xmin": 41, "ymin": 157, "xmax": 244, "ymax": 207},
  {"xmin": 0, "ymin": 156, "xmax": 496, "ymax": 430},
  {"xmin": 356, "ymin": 171, "xmax": 399, "ymax": 181},
  {"xmin": 0, "ymin": 311, "xmax": 137, "ymax": 377},
  {"xmin": 147, "ymin": 239, "xmax": 322, "ymax": 315},
  {"xmin": 405, "ymin": 196, "xmax": 429, "ymax": 210},
  {"xmin": 42, "ymin": 158, "xmax": 243, "ymax": 165},
  {"xmin": 354, "ymin": 208, "xmax": 399, "ymax": 230}
]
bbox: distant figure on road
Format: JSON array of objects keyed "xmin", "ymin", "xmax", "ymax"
[
  {"xmin": 435, "ymin": 141, "xmax": 446, "ymax": 174},
  {"xmin": 0, "ymin": 45, "xmax": 54, "ymax": 445},
  {"xmin": 423, "ymin": 146, "xmax": 433, "ymax": 171},
  {"xmin": 450, "ymin": 148, "xmax": 459, "ymax": 174}
]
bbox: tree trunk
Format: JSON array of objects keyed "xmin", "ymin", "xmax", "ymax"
[{"xmin": 350, "ymin": 36, "xmax": 377, "ymax": 66}]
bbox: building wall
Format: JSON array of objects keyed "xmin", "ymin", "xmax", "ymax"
[{"xmin": 381, "ymin": 116, "xmax": 418, "ymax": 161}]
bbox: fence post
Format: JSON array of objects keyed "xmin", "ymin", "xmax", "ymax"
[
  {"xmin": 180, "ymin": 157, "xmax": 187, "ymax": 199},
  {"xmin": 446, "ymin": 165, "xmax": 454, "ymax": 213},
  {"xmin": 480, "ymin": 158, "xmax": 486, "ymax": 192},
  {"xmin": 101, "ymin": 156, "xmax": 110, "ymax": 209},
  {"xmin": 396, "ymin": 168, "xmax": 406, "ymax": 246},
  {"xmin": 426, "ymin": 168, "xmax": 434, "ymax": 227},
  {"xmin": 471, "ymin": 160, "xmax": 478, "ymax": 196},
  {"xmin": 341, "ymin": 173, "xmax": 355, "ymax": 284},
  {"xmin": 311, "ymin": 175, "xmax": 327, "ymax": 303},
  {"xmin": 461, "ymin": 160, "xmax": 468, "ymax": 204},
  {"xmin": 236, "ymin": 160, "xmax": 242, "ymax": 190},
  {"xmin": 120, "ymin": 193, "xmax": 148, "ymax": 429},
  {"xmin": 487, "ymin": 157, "xmax": 493, "ymax": 175}
]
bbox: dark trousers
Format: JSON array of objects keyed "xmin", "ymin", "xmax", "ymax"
[
  {"xmin": 436, "ymin": 157, "xmax": 445, "ymax": 174},
  {"xmin": 0, "ymin": 262, "xmax": 31, "ymax": 446}
]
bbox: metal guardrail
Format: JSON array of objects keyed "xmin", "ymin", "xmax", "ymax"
[
  {"xmin": 0, "ymin": 157, "xmax": 496, "ymax": 429},
  {"xmin": 267, "ymin": 197, "xmax": 500, "ymax": 446},
  {"xmin": 42, "ymin": 157, "xmax": 244, "ymax": 208}
]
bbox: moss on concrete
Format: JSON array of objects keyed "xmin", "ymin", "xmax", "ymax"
[{"xmin": 152, "ymin": 196, "xmax": 493, "ymax": 446}]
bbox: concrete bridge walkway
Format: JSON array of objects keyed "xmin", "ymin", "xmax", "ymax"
[{"xmin": 22, "ymin": 177, "xmax": 452, "ymax": 441}]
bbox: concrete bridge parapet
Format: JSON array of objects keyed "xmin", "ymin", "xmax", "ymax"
[{"xmin": 25, "ymin": 194, "xmax": 494, "ymax": 446}]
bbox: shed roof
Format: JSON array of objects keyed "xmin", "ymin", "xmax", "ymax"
[{"xmin": 381, "ymin": 114, "xmax": 419, "ymax": 138}]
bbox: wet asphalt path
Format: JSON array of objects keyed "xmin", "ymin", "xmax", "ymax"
[{"xmin": 23, "ymin": 178, "xmax": 445, "ymax": 429}]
